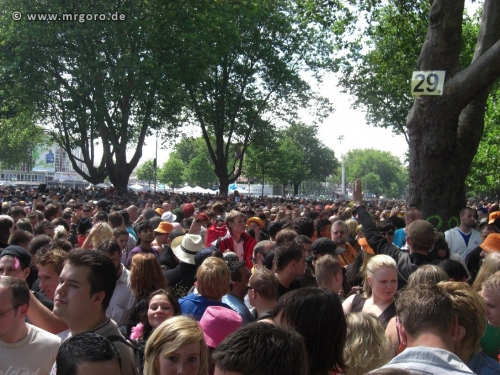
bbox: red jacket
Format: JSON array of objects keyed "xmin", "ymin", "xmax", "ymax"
[{"xmin": 216, "ymin": 232, "xmax": 256, "ymax": 269}]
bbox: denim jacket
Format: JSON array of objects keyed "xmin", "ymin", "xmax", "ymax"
[
  {"xmin": 375, "ymin": 346, "xmax": 476, "ymax": 374},
  {"xmin": 468, "ymin": 350, "xmax": 500, "ymax": 375}
]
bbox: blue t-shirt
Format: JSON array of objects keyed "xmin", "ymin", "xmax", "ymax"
[{"xmin": 179, "ymin": 293, "xmax": 231, "ymax": 321}]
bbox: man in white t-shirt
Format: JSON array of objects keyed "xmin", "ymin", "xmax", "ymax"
[
  {"xmin": 445, "ymin": 207, "xmax": 481, "ymax": 259},
  {"xmin": 0, "ymin": 276, "xmax": 60, "ymax": 375}
]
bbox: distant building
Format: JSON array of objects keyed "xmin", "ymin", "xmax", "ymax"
[{"xmin": 1, "ymin": 141, "xmax": 88, "ymax": 187}]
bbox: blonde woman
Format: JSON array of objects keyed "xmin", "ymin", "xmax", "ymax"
[
  {"xmin": 343, "ymin": 254, "xmax": 398, "ymax": 329},
  {"xmin": 343, "ymin": 312, "xmax": 393, "ymax": 375},
  {"xmin": 472, "ymin": 252, "xmax": 500, "ymax": 292},
  {"xmin": 144, "ymin": 315, "xmax": 208, "ymax": 375},
  {"xmin": 81, "ymin": 221, "xmax": 114, "ymax": 249}
]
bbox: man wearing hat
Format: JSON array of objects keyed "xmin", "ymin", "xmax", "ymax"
[
  {"xmin": 161, "ymin": 211, "xmax": 177, "ymax": 223},
  {"xmin": 151, "ymin": 222, "xmax": 173, "ymax": 257},
  {"xmin": 0, "ymin": 245, "xmax": 54, "ymax": 309},
  {"xmin": 353, "ymin": 179, "xmax": 435, "ymax": 289},
  {"xmin": 444, "ymin": 207, "xmax": 481, "ymax": 259},
  {"xmin": 246, "ymin": 217, "xmax": 269, "ymax": 242},
  {"xmin": 0, "ymin": 245, "xmax": 32, "ymax": 281},
  {"xmin": 164, "ymin": 234, "xmax": 205, "ymax": 299},
  {"xmin": 487, "ymin": 210, "xmax": 500, "ymax": 231}
]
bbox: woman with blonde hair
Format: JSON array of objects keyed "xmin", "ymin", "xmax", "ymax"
[
  {"xmin": 343, "ymin": 312, "xmax": 393, "ymax": 375},
  {"xmin": 472, "ymin": 252, "xmax": 500, "ymax": 292},
  {"xmin": 144, "ymin": 315, "xmax": 208, "ymax": 375},
  {"xmin": 343, "ymin": 254, "xmax": 398, "ymax": 329},
  {"xmin": 81, "ymin": 221, "xmax": 114, "ymax": 249},
  {"xmin": 127, "ymin": 253, "xmax": 168, "ymax": 336}
]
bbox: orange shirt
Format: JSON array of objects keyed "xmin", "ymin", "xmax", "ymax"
[{"xmin": 337, "ymin": 243, "xmax": 358, "ymax": 267}]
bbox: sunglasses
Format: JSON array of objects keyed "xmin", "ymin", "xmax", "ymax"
[
  {"xmin": 380, "ymin": 231, "xmax": 394, "ymax": 236},
  {"xmin": 83, "ymin": 209, "xmax": 91, "ymax": 212}
]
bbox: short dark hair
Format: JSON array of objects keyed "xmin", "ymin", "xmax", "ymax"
[
  {"xmin": 44, "ymin": 203, "xmax": 61, "ymax": 220},
  {"xmin": 66, "ymin": 250, "xmax": 117, "ymax": 310},
  {"xmin": 273, "ymin": 287, "xmax": 346, "ymax": 374},
  {"xmin": 293, "ymin": 217, "xmax": 315, "ymax": 238},
  {"xmin": 227, "ymin": 261, "xmax": 246, "ymax": 283},
  {"xmin": 275, "ymin": 241, "xmax": 304, "ymax": 272},
  {"xmin": 33, "ymin": 220, "xmax": 55, "ymax": 235},
  {"xmin": 97, "ymin": 239, "xmax": 122, "ymax": 256},
  {"xmin": 438, "ymin": 259, "xmax": 468, "ymax": 282},
  {"xmin": 8, "ymin": 229, "xmax": 33, "ymax": 247},
  {"xmin": 9, "ymin": 206, "xmax": 27, "ymax": 218},
  {"xmin": 262, "ymin": 250, "xmax": 275, "ymax": 271},
  {"xmin": 315, "ymin": 219, "xmax": 332, "ymax": 238},
  {"xmin": 56, "ymin": 332, "xmax": 121, "ymax": 375},
  {"xmin": 28, "ymin": 234, "xmax": 52, "ymax": 256},
  {"xmin": 212, "ymin": 323, "xmax": 307, "ymax": 375},
  {"xmin": 396, "ymin": 283, "xmax": 454, "ymax": 338},
  {"xmin": 107, "ymin": 211, "xmax": 124, "ymax": 228},
  {"xmin": 377, "ymin": 222, "xmax": 396, "ymax": 233},
  {"xmin": 120, "ymin": 210, "xmax": 130, "ymax": 226},
  {"xmin": 94, "ymin": 211, "xmax": 108, "ymax": 222},
  {"xmin": 113, "ymin": 226, "xmax": 129, "ymax": 239},
  {"xmin": 137, "ymin": 220, "xmax": 153, "ymax": 233},
  {"xmin": 295, "ymin": 234, "xmax": 312, "ymax": 245}
]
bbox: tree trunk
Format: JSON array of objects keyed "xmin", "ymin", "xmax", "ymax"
[
  {"xmin": 294, "ymin": 183, "xmax": 299, "ymax": 195},
  {"xmin": 108, "ymin": 152, "xmax": 133, "ymax": 193},
  {"xmin": 407, "ymin": 0, "xmax": 500, "ymax": 230},
  {"xmin": 218, "ymin": 173, "xmax": 230, "ymax": 196}
]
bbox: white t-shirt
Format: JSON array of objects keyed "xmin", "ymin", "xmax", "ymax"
[{"xmin": 0, "ymin": 323, "xmax": 61, "ymax": 375}]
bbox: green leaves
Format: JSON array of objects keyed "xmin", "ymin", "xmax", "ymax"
[
  {"xmin": 344, "ymin": 149, "xmax": 407, "ymax": 198},
  {"xmin": 135, "ymin": 159, "xmax": 156, "ymax": 183}
]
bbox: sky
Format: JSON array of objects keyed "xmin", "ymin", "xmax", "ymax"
[{"xmin": 135, "ymin": 0, "xmax": 483, "ymax": 169}]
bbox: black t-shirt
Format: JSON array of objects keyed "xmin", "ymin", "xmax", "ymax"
[{"xmin": 277, "ymin": 278, "xmax": 301, "ymax": 300}]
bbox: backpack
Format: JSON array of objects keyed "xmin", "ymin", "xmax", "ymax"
[{"xmin": 108, "ymin": 334, "xmax": 141, "ymax": 373}]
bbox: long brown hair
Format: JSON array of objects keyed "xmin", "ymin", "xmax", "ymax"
[{"xmin": 130, "ymin": 253, "xmax": 168, "ymax": 300}]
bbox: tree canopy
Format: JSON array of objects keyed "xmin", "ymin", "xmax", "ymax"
[
  {"xmin": 344, "ymin": 149, "xmax": 407, "ymax": 198},
  {"xmin": 243, "ymin": 122, "xmax": 337, "ymax": 195},
  {"xmin": 0, "ymin": 0, "xmax": 190, "ymax": 191},
  {"xmin": 312, "ymin": 0, "xmax": 500, "ymax": 225},
  {"xmin": 178, "ymin": 0, "xmax": 336, "ymax": 194}
]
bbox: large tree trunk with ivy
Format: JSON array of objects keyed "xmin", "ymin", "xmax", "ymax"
[{"xmin": 407, "ymin": 0, "xmax": 500, "ymax": 229}]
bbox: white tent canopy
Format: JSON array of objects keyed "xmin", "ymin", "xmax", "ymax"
[{"xmin": 176, "ymin": 186, "xmax": 218, "ymax": 194}]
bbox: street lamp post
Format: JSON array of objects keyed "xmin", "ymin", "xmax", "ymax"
[{"xmin": 337, "ymin": 135, "xmax": 346, "ymax": 197}]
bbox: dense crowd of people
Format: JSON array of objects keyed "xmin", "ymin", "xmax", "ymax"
[{"xmin": 1, "ymin": 180, "xmax": 500, "ymax": 374}]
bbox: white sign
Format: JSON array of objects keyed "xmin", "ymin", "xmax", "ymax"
[{"xmin": 411, "ymin": 71, "xmax": 446, "ymax": 96}]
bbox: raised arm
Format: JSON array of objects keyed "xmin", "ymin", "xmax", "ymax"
[
  {"xmin": 27, "ymin": 292, "xmax": 68, "ymax": 334},
  {"xmin": 353, "ymin": 179, "xmax": 401, "ymax": 258}
]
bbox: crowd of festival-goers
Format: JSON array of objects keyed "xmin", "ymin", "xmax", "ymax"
[{"xmin": 1, "ymin": 179, "xmax": 500, "ymax": 375}]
